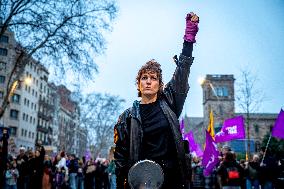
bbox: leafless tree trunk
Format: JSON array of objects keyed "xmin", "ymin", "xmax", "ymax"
[
  {"xmin": 78, "ymin": 92, "xmax": 125, "ymax": 158},
  {"xmin": 236, "ymin": 68, "xmax": 265, "ymax": 159}
]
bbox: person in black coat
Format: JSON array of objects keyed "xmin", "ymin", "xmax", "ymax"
[
  {"xmin": 0, "ymin": 128, "xmax": 9, "ymax": 188},
  {"xmin": 30, "ymin": 145, "xmax": 45, "ymax": 189}
]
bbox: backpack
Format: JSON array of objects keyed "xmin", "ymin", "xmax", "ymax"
[
  {"xmin": 248, "ymin": 165, "xmax": 258, "ymax": 180},
  {"xmin": 226, "ymin": 166, "xmax": 240, "ymax": 182}
]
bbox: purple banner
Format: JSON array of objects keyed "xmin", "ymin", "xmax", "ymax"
[
  {"xmin": 272, "ymin": 109, "xmax": 284, "ymax": 140},
  {"xmin": 184, "ymin": 131, "xmax": 203, "ymax": 157},
  {"xmin": 215, "ymin": 116, "xmax": 245, "ymax": 143},
  {"xmin": 202, "ymin": 131, "xmax": 220, "ymax": 176}
]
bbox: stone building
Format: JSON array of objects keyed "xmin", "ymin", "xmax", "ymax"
[{"xmin": 184, "ymin": 74, "xmax": 277, "ymax": 154}]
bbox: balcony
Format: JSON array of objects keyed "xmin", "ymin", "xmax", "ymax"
[
  {"xmin": 37, "ymin": 125, "xmax": 49, "ymax": 133},
  {"xmin": 38, "ymin": 111, "xmax": 52, "ymax": 121}
]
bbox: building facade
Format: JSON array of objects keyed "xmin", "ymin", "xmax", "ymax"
[
  {"xmin": 1, "ymin": 29, "xmax": 87, "ymax": 156},
  {"xmin": 56, "ymin": 85, "xmax": 83, "ymax": 155},
  {"xmin": 0, "ymin": 29, "xmax": 42, "ymax": 152}
]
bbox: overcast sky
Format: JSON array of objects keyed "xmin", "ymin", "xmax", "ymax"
[{"xmin": 82, "ymin": 0, "xmax": 284, "ymax": 117}]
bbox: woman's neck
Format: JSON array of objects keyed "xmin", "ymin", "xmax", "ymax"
[{"xmin": 140, "ymin": 94, "xmax": 157, "ymax": 104}]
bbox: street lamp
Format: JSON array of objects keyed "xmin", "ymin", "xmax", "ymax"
[
  {"xmin": 198, "ymin": 76, "xmax": 219, "ymax": 101},
  {"xmin": 8, "ymin": 77, "xmax": 32, "ymax": 100},
  {"xmin": 0, "ymin": 76, "xmax": 32, "ymax": 118}
]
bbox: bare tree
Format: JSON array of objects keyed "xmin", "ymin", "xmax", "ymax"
[
  {"xmin": 0, "ymin": 0, "xmax": 118, "ymax": 118},
  {"xmin": 78, "ymin": 92, "xmax": 125, "ymax": 158},
  {"xmin": 236, "ymin": 68, "xmax": 265, "ymax": 159}
]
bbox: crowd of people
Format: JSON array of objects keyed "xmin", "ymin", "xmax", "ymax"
[
  {"xmin": 0, "ymin": 130, "xmax": 116, "ymax": 189},
  {"xmin": 191, "ymin": 145, "xmax": 284, "ymax": 189}
]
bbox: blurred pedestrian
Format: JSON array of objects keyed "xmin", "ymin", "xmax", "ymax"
[
  {"xmin": 259, "ymin": 148, "xmax": 278, "ymax": 189},
  {"xmin": 42, "ymin": 155, "xmax": 52, "ymax": 189},
  {"xmin": 16, "ymin": 147, "xmax": 29, "ymax": 189},
  {"xmin": 191, "ymin": 156, "xmax": 205, "ymax": 189},
  {"xmin": 0, "ymin": 127, "xmax": 9, "ymax": 188},
  {"xmin": 77, "ymin": 160, "xmax": 85, "ymax": 189},
  {"xmin": 217, "ymin": 151, "xmax": 244, "ymax": 189},
  {"xmin": 5, "ymin": 160, "xmax": 19, "ymax": 189},
  {"xmin": 68, "ymin": 154, "xmax": 79, "ymax": 189},
  {"xmin": 245, "ymin": 154, "xmax": 260, "ymax": 189}
]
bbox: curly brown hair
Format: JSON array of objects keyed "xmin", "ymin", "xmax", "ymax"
[{"xmin": 136, "ymin": 59, "xmax": 164, "ymax": 97}]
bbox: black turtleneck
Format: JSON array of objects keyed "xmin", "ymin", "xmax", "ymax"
[{"xmin": 139, "ymin": 100, "xmax": 176, "ymax": 161}]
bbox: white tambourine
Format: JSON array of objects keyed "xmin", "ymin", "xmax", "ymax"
[{"xmin": 128, "ymin": 159, "xmax": 164, "ymax": 189}]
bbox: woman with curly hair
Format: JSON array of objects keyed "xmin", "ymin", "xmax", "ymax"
[{"xmin": 114, "ymin": 12, "xmax": 199, "ymax": 189}]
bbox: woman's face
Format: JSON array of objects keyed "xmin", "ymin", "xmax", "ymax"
[
  {"xmin": 35, "ymin": 150, "xmax": 40, "ymax": 157},
  {"xmin": 56, "ymin": 155, "xmax": 61, "ymax": 161},
  {"xmin": 139, "ymin": 72, "xmax": 160, "ymax": 98}
]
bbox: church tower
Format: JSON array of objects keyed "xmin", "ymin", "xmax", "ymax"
[{"xmin": 201, "ymin": 75, "xmax": 235, "ymax": 133}]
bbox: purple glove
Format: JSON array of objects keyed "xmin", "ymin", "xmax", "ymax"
[{"xmin": 183, "ymin": 13, "xmax": 199, "ymax": 43}]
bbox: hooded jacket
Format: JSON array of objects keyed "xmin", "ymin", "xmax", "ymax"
[{"xmin": 114, "ymin": 54, "xmax": 194, "ymax": 189}]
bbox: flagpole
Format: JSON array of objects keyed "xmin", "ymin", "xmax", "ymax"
[{"xmin": 261, "ymin": 134, "xmax": 272, "ymax": 165}]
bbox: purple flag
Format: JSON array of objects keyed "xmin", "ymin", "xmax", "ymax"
[
  {"xmin": 184, "ymin": 131, "xmax": 203, "ymax": 157},
  {"xmin": 202, "ymin": 131, "xmax": 220, "ymax": 176},
  {"xmin": 272, "ymin": 109, "xmax": 284, "ymax": 139},
  {"xmin": 85, "ymin": 149, "xmax": 92, "ymax": 161},
  {"xmin": 215, "ymin": 116, "xmax": 245, "ymax": 143}
]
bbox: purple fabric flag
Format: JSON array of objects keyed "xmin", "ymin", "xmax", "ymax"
[
  {"xmin": 184, "ymin": 131, "xmax": 203, "ymax": 157},
  {"xmin": 85, "ymin": 149, "xmax": 92, "ymax": 161},
  {"xmin": 180, "ymin": 119, "xmax": 185, "ymax": 138},
  {"xmin": 202, "ymin": 131, "xmax": 220, "ymax": 176},
  {"xmin": 272, "ymin": 109, "xmax": 284, "ymax": 140},
  {"xmin": 215, "ymin": 116, "xmax": 245, "ymax": 143}
]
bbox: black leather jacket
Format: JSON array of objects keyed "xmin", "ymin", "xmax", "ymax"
[{"xmin": 114, "ymin": 54, "xmax": 194, "ymax": 188}]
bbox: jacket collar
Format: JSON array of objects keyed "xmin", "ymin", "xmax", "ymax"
[{"xmin": 131, "ymin": 100, "xmax": 142, "ymax": 123}]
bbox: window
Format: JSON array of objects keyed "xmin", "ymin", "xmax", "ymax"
[
  {"xmin": 10, "ymin": 109, "xmax": 19, "ymax": 119},
  {"xmin": 21, "ymin": 129, "xmax": 24, "ymax": 136},
  {"xmin": 22, "ymin": 113, "xmax": 25, "ymax": 121},
  {"xmin": 254, "ymin": 124, "xmax": 259, "ymax": 134},
  {"xmin": 0, "ymin": 48, "xmax": 8, "ymax": 56},
  {"xmin": 24, "ymin": 130, "xmax": 27, "ymax": 137},
  {"xmin": 215, "ymin": 87, "xmax": 229, "ymax": 97},
  {"xmin": 11, "ymin": 94, "xmax": 20, "ymax": 104},
  {"xmin": 0, "ymin": 62, "xmax": 6, "ymax": 70},
  {"xmin": 0, "ymin": 35, "xmax": 9, "ymax": 43},
  {"xmin": 0, "ymin": 91, "xmax": 3, "ymax": 99},
  {"xmin": 219, "ymin": 105, "xmax": 223, "ymax": 115},
  {"xmin": 9, "ymin": 126, "xmax": 17, "ymax": 136},
  {"xmin": 0, "ymin": 75, "xmax": 5, "ymax": 83}
]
